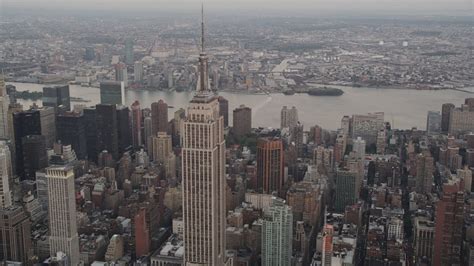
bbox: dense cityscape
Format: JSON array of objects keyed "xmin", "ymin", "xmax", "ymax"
[{"xmin": 0, "ymin": 2, "xmax": 473, "ymax": 266}]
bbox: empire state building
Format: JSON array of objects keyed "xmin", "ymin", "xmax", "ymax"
[{"xmin": 181, "ymin": 6, "xmax": 226, "ymax": 265}]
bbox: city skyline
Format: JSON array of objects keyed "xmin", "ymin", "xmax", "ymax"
[{"xmin": 1, "ymin": 0, "xmax": 472, "ymax": 16}]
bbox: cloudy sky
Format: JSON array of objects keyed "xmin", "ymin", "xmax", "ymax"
[{"xmin": 1, "ymin": 0, "xmax": 472, "ymax": 16}]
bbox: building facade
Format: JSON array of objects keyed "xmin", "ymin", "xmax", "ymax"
[
  {"xmin": 262, "ymin": 197, "xmax": 293, "ymax": 266},
  {"xmin": 47, "ymin": 165, "xmax": 80, "ymax": 265},
  {"xmin": 256, "ymin": 138, "xmax": 284, "ymax": 195}
]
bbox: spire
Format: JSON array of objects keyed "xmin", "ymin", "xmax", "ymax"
[
  {"xmin": 196, "ymin": 4, "xmax": 210, "ymax": 94},
  {"xmin": 201, "ymin": 3, "xmax": 205, "ymax": 53}
]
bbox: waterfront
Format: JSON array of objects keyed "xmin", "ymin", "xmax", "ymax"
[{"xmin": 8, "ymin": 82, "xmax": 472, "ymax": 130}]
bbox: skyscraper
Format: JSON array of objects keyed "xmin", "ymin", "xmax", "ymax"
[
  {"xmin": 47, "ymin": 165, "xmax": 80, "ymax": 265},
  {"xmin": 83, "ymin": 106, "xmax": 98, "ymax": 162},
  {"xmin": 130, "ymin": 100, "xmax": 142, "ymax": 149},
  {"xmin": 448, "ymin": 104, "xmax": 474, "ymax": 134},
  {"xmin": 181, "ymin": 7, "xmax": 226, "ymax": 264},
  {"xmin": 56, "ymin": 111, "xmax": 87, "ymax": 159},
  {"xmin": 151, "ymin": 100, "xmax": 168, "ymax": 134},
  {"xmin": 100, "ymin": 81, "xmax": 124, "ymax": 106},
  {"xmin": 114, "ymin": 62, "xmax": 128, "ymax": 87},
  {"xmin": 144, "ymin": 116, "xmax": 153, "ymax": 154},
  {"xmin": 124, "ymin": 38, "xmax": 134, "ymax": 65},
  {"xmin": 96, "ymin": 104, "xmax": 119, "ymax": 159},
  {"xmin": 352, "ymin": 137, "xmax": 366, "ymax": 160},
  {"xmin": 134, "ymin": 61, "xmax": 143, "ymax": 82},
  {"xmin": 218, "ymin": 96, "xmax": 229, "ymax": 128},
  {"xmin": 0, "ymin": 205, "xmax": 32, "ymax": 263},
  {"xmin": 262, "ymin": 197, "xmax": 293, "ymax": 266},
  {"xmin": 256, "ymin": 138, "xmax": 284, "ymax": 194},
  {"xmin": 116, "ymin": 105, "xmax": 132, "ymax": 155},
  {"xmin": 152, "ymin": 132, "xmax": 172, "ymax": 163},
  {"xmin": 233, "ymin": 104, "xmax": 252, "ymax": 138},
  {"xmin": 42, "ymin": 85, "xmax": 71, "ymax": 112},
  {"xmin": 351, "ymin": 112, "xmax": 384, "ymax": 146},
  {"xmin": 22, "ymin": 135, "xmax": 48, "ymax": 180},
  {"xmin": 281, "ymin": 106, "xmax": 298, "ymax": 129},
  {"xmin": 38, "ymin": 106, "xmax": 56, "ymax": 148},
  {"xmin": 0, "ymin": 75, "xmax": 10, "ymax": 139},
  {"xmin": 13, "ymin": 110, "xmax": 41, "ymax": 179},
  {"xmin": 334, "ymin": 168, "xmax": 358, "ymax": 212},
  {"xmin": 441, "ymin": 103, "xmax": 455, "ymax": 133},
  {"xmin": 0, "ymin": 142, "xmax": 12, "ymax": 208},
  {"xmin": 340, "ymin": 115, "xmax": 351, "ymax": 136},
  {"xmin": 415, "ymin": 153, "xmax": 434, "ymax": 194},
  {"xmin": 433, "ymin": 180, "xmax": 464, "ymax": 266},
  {"xmin": 426, "ymin": 111, "xmax": 441, "ymax": 135}
]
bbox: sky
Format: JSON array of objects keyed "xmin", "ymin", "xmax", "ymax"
[{"xmin": 1, "ymin": 0, "xmax": 472, "ymax": 16}]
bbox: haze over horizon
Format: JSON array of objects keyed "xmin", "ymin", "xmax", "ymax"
[{"xmin": 1, "ymin": 0, "xmax": 472, "ymax": 17}]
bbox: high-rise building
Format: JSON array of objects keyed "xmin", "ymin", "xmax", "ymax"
[
  {"xmin": 433, "ymin": 180, "xmax": 464, "ymax": 266},
  {"xmin": 0, "ymin": 76, "xmax": 10, "ymax": 139},
  {"xmin": 465, "ymin": 98, "xmax": 474, "ymax": 111},
  {"xmin": 5, "ymin": 84, "xmax": 16, "ymax": 105},
  {"xmin": 134, "ymin": 207, "xmax": 150, "ymax": 257},
  {"xmin": 351, "ymin": 112, "xmax": 384, "ymax": 146},
  {"xmin": 448, "ymin": 104, "xmax": 474, "ymax": 134},
  {"xmin": 233, "ymin": 104, "xmax": 252, "ymax": 138},
  {"xmin": 144, "ymin": 116, "xmax": 153, "ymax": 153},
  {"xmin": 13, "ymin": 110, "xmax": 41, "ymax": 179},
  {"xmin": 130, "ymin": 101, "xmax": 142, "ymax": 149},
  {"xmin": 321, "ymin": 224, "xmax": 334, "ymax": 266},
  {"xmin": 172, "ymin": 108, "xmax": 186, "ymax": 145},
  {"xmin": 334, "ymin": 134, "xmax": 346, "ymax": 164},
  {"xmin": 262, "ymin": 197, "xmax": 293, "ymax": 266},
  {"xmin": 313, "ymin": 146, "xmax": 334, "ymax": 171},
  {"xmin": 457, "ymin": 167, "xmax": 472, "ymax": 193},
  {"xmin": 281, "ymin": 106, "xmax": 298, "ymax": 129},
  {"xmin": 83, "ymin": 107, "xmax": 97, "ymax": 162},
  {"xmin": 0, "ymin": 142, "xmax": 12, "ymax": 208},
  {"xmin": 218, "ymin": 96, "xmax": 229, "ymax": 128},
  {"xmin": 0, "ymin": 205, "xmax": 32, "ymax": 263},
  {"xmin": 124, "ymin": 38, "xmax": 134, "ymax": 65},
  {"xmin": 152, "ymin": 132, "xmax": 172, "ymax": 163},
  {"xmin": 100, "ymin": 81, "xmax": 124, "ymax": 105},
  {"xmin": 38, "ymin": 106, "xmax": 56, "ymax": 148},
  {"xmin": 334, "ymin": 169, "xmax": 358, "ymax": 212},
  {"xmin": 116, "ymin": 105, "xmax": 132, "ymax": 155},
  {"xmin": 426, "ymin": 111, "xmax": 441, "ymax": 135},
  {"xmin": 181, "ymin": 9, "xmax": 226, "ymax": 264},
  {"xmin": 310, "ymin": 125, "xmax": 323, "ymax": 145},
  {"xmin": 286, "ymin": 181, "xmax": 322, "ymax": 226},
  {"xmin": 134, "ymin": 61, "xmax": 143, "ymax": 82},
  {"xmin": 352, "ymin": 137, "xmax": 366, "ymax": 159},
  {"xmin": 291, "ymin": 122, "xmax": 304, "ymax": 157},
  {"xmin": 96, "ymin": 104, "xmax": 119, "ymax": 159},
  {"xmin": 413, "ymin": 217, "xmax": 434, "ymax": 265},
  {"xmin": 256, "ymin": 138, "xmax": 284, "ymax": 195},
  {"xmin": 56, "ymin": 111, "xmax": 87, "ymax": 159},
  {"xmin": 441, "ymin": 103, "xmax": 455, "ymax": 133},
  {"xmin": 114, "ymin": 62, "xmax": 128, "ymax": 87},
  {"xmin": 376, "ymin": 129, "xmax": 386, "ymax": 155},
  {"xmin": 22, "ymin": 135, "xmax": 48, "ymax": 180},
  {"xmin": 340, "ymin": 115, "xmax": 351, "ymax": 137},
  {"xmin": 415, "ymin": 153, "xmax": 434, "ymax": 194},
  {"xmin": 42, "ymin": 85, "xmax": 71, "ymax": 112},
  {"xmin": 151, "ymin": 100, "xmax": 168, "ymax": 134},
  {"xmin": 47, "ymin": 165, "xmax": 80, "ymax": 265}
]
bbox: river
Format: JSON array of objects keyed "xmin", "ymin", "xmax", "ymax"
[{"xmin": 7, "ymin": 82, "xmax": 472, "ymax": 130}]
